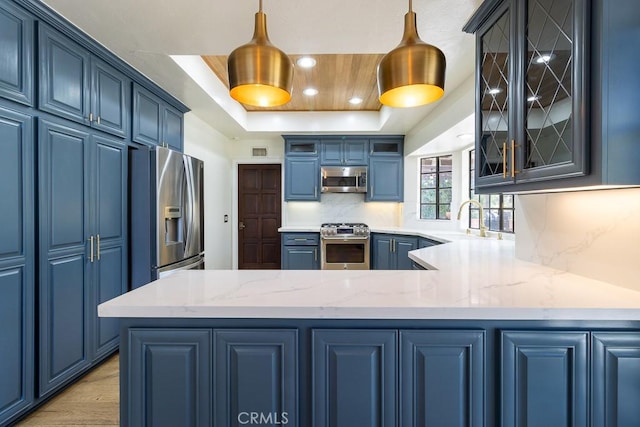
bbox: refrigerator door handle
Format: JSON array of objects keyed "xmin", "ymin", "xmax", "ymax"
[{"xmin": 183, "ymin": 156, "xmax": 194, "ymax": 255}]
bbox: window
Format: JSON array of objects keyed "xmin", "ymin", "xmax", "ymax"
[
  {"xmin": 469, "ymin": 150, "xmax": 515, "ymax": 232},
  {"xmin": 420, "ymin": 155, "xmax": 452, "ymax": 220}
]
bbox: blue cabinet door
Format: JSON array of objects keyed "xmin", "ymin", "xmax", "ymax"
[
  {"xmin": 343, "ymin": 139, "xmax": 368, "ymax": 165},
  {"xmin": 37, "ymin": 118, "xmax": 91, "ymax": 397},
  {"xmin": 214, "ymin": 329, "xmax": 297, "ymax": 427},
  {"xmin": 163, "ymin": 105, "xmax": 183, "ymax": 151},
  {"xmin": 592, "ymin": 332, "xmax": 640, "ymax": 427},
  {"xmin": 283, "ymin": 246, "xmax": 318, "ymax": 270},
  {"xmin": 320, "ymin": 140, "xmax": 343, "ymax": 165},
  {"xmin": 132, "ymin": 83, "xmax": 161, "ymax": 146},
  {"xmin": 284, "ymin": 157, "xmax": 319, "ymax": 201},
  {"xmin": 90, "ymin": 134, "xmax": 127, "ymax": 360},
  {"xmin": 0, "ymin": 106, "xmax": 34, "ymax": 425},
  {"xmin": 400, "ymin": 330, "xmax": 484, "ymax": 427},
  {"xmin": 0, "ymin": 2, "xmax": 33, "ymax": 105},
  {"xmin": 502, "ymin": 331, "xmax": 588, "ymax": 427},
  {"xmin": 367, "ymin": 157, "xmax": 403, "ymax": 202},
  {"xmin": 128, "ymin": 329, "xmax": 212, "ymax": 427},
  {"xmin": 395, "ymin": 236, "xmax": 418, "ymax": 270},
  {"xmin": 91, "ymin": 58, "xmax": 130, "ymax": 138},
  {"xmin": 313, "ymin": 329, "xmax": 397, "ymax": 427},
  {"xmin": 38, "ymin": 24, "xmax": 91, "ymax": 125},
  {"xmin": 372, "ymin": 234, "xmax": 394, "ymax": 270}
]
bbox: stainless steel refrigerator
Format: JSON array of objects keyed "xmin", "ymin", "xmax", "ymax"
[{"xmin": 129, "ymin": 146, "xmax": 204, "ymax": 289}]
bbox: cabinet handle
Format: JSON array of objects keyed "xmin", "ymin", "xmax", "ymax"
[
  {"xmin": 503, "ymin": 142, "xmax": 507, "ymax": 178},
  {"xmin": 294, "ymin": 238, "xmax": 307, "ymax": 242},
  {"xmin": 314, "ymin": 248, "xmax": 318, "ymax": 262},
  {"xmin": 314, "ymin": 186, "xmax": 317, "ymax": 198},
  {"xmin": 89, "ymin": 113, "xmax": 94, "ymax": 123},
  {"xmin": 511, "ymin": 140, "xmax": 517, "ymax": 178},
  {"xmin": 394, "ymin": 239, "xmax": 397, "ymax": 253},
  {"xmin": 96, "ymin": 234, "xmax": 101, "ymax": 260},
  {"xmin": 96, "ymin": 116, "xmax": 101, "ymax": 125},
  {"xmin": 89, "ymin": 236, "xmax": 94, "ymax": 263}
]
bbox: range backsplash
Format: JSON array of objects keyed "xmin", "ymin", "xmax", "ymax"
[
  {"xmin": 284, "ymin": 193, "xmax": 401, "ymax": 227},
  {"xmin": 515, "ymin": 187, "xmax": 640, "ymax": 291}
]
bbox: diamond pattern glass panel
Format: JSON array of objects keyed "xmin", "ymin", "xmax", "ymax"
[
  {"xmin": 525, "ymin": 0, "xmax": 573, "ymax": 169},
  {"xmin": 480, "ymin": 10, "xmax": 510, "ymax": 178}
]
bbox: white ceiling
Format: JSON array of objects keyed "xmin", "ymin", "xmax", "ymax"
[{"xmin": 41, "ymin": 0, "xmax": 482, "ymax": 140}]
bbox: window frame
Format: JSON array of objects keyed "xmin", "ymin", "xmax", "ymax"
[
  {"xmin": 469, "ymin": 149, "xmax": 515, "ymax": 233},
  {"xmin": 419, "ymin": 155, "xmax": 453, "ymax": 221}
]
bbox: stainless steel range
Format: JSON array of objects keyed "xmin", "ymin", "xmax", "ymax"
[{"xmin": 320, "ymin": 223, "xmax": 370, "ymax": 270}]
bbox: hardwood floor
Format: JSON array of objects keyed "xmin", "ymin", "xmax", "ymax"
[{"xmin": 16, "ymin": 354, "xmax": 119, "ymax": 426}]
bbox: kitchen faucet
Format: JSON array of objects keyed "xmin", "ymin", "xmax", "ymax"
[{"xmin": 457, "ymin": 199, "xmax": 488, "ymax": 237}]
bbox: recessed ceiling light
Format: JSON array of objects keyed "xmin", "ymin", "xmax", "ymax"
[
  {"xmin": 303, "ymin": 88, "xmax": 318, "ymax": 96},
  {"xmin": 456, "ymin": 133, "xmax": 474, "ymax": 142},
  {"xmin": 527, "ymin": 95, "xmax": 540, "ymax": 102},
  {"xmin": 296, "ymin": 57, "xmax": 317, "ymax": 68},
  {"xmin": 534, "ymin": 53, "xmax": 554, "ymax": 64},
  {"xmin": 349, "ymin": 97, "xmax": 363, "ymax": 105},
  {"xmin": 488, "ymin": 88, "xmax": 502, "ymax": 95}
]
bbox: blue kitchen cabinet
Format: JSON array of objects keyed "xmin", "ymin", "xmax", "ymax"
[
  {"xmin": 284, "ymin": 157, "xmax": 320, "ymax": 201},
  {"xmin": 38, "ymin": 117, "xmax": 127, "ymax": 397},
  {"xmin": 89, "ymin": 134, "xmax": 127, "ymax": 361},
  {"xmin": 128, "ymin": 329, "xmax": 212, "ymax": 427},
  {"xmin": 313, "ymin": 329, "xmax": 397, "ymax": 427},
  {"xmin": 0, "ymin": 1, "xmax": 33, "ymax": 106},
  {"xmin": 320, "ymin": 138, "xmax": 368, "ymax": 165},
  {"xmin": 372, "ymin": 233, "xmax": 417, "ymax": 270},
  {"xmin": 502, "ymin": 331, "xmax": 588, "ymax": 427},
  {"xmin": 418, "ymin": 237, "xmax": 440, "ymax": 248},
  {"xmin": 285, "ymin": 137, "xmax": 319, "ymax": 156},
  {"xmin": 592, "ymin": 332, "xmax": 640, "ymax": 427},
  {"xmin": 367, "ymin": 157, "xmax": 403, "ymax": 202},
  {"xmin": 400, "ymin": 330, "xmax": 484, "ymax": 427},
  {"xmin": 0, "ymin": 105, "xmax": 34, "ymax": 425},
  {"xmin": 281, "ymin": 233, "xmax": 319, "ymax": 270},
  {"xmin": 214, "ymin": 329, "xmax": 298, "ymax": 427},
  {"xmin": 39, "ymin": 24, "xmax": 130, "ymax": 137},
  {"xmin": 133, "ymin": 83, "xmax": 183, "ymax": 151}
]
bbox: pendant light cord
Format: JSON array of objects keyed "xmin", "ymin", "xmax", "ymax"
[
  {"xmin": 259, "ymin": 0, "xmax": 263, "ymax": 12},
  {"xmin": 408, "ymin": 0, "xmax": 412, "ymax": 12}
]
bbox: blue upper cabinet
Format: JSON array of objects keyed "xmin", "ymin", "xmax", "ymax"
[
  {"xmin": 39, "ymin": 24, "xmax": 130, "ymax": 138},
  {"xmin": 133, "ymin": 83, "xmax": 183, "ymax": 151},
  {"xmin": 0, "ymin": 105, "xmax": 34, "ymax": 425},
  {"xmin": 284, "ymin": 157, "xmax": 320, "ymax": 201},
  {"xmin": 38, "ymin": 23, "xmax": 91, "ymax": 125},
  {"xmin": 90, "ymin": 58, "xmax": 130, "ymax": 138},
  {"xmin": 501, "ymin": 330, "xmax": 588, "ymax": 427},
  {"xmin": 367, "ymin": 137, "xmax": 404, "ymax": 202},
  {"xmin": 285, "ymin": 138, "xmax": 319, "ymax": 156},
  {"xmin": 0, "ymin": 2, "xmax": 34, "ymax": 106},
  {"xmin": 214, "ymin": 329, "xmax": 298, "ymax": 427},
  {"xmin": 320, "ymin": 138, "xmax": 368, "ymax": 165},
  {"xmin": 313, "ymin": 329, "xmax": 397, "ymax": 427},
  {"xmin": 465, "ymin": 0, "xmax": 640, "ymax": 192},
  {"xmin": 400, "ymin": 330, "xmax": 484, "ymax": 427}
]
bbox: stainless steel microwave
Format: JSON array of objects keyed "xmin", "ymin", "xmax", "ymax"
[{"xmin": 321, "ymin": 166, "xmax": 367, "ymax": 193}]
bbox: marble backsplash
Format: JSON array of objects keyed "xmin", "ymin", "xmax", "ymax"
[
  {"xmin": 284, "ymin": 193, "xmax": 401, "ymax": 227},
  {"xmin": 515, "ymin": 187, "xmax": 640, "ymax": 291}
]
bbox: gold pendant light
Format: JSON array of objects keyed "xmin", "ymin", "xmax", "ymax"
[
  {"xmin": 377, "ymin": 0, "xmax": 446, "ymax": 108},
  {"xmin": 227, "ymin": 0, "xmax": 294, "ymax": 107}
]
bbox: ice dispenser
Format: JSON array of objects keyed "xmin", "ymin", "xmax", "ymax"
[{"xmin": 164, "ymin": 206, "xmax": 183, "ymax": 244}]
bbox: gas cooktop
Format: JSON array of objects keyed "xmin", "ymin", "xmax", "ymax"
[{"xmin": 320, "ymin": 223, "xmax": 370, "ymax": 238}]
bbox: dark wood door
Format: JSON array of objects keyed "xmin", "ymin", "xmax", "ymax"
[{"xmin": 238, "ymin": 164, "xmax": 282, "ymax": 269}]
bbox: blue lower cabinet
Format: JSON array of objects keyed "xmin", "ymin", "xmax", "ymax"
[
  {"xmin": 592, "ymin": 332, "xmax": 640, "ymax": 427},
  {"xmin": 371, "ymin": 234, "xmax": 417, "ymax": 270},
  {"xmin": 128, "ymin": 329, "xmax": 212, "ymax": 427},
  {"xmin": 400, "ymin": 330, "xmax": 484, "ymax": 427},
  {"xmin": 313, "ymin": 329, "xmax": 397, "ymax": 427},
  {"xmin": 501, "ymin": 331, "xmax": 588, "ymax": 427},
  {"xmin": 214, "ymin": 329, "xmax": 297, "ymax": 427},
  {"xmin": 395, "ymin": 237, "xmax": 418, "ymax": 270},
  {"xmin": 281, "ymin": 233, "xmax": 320, "ymax": 270}
]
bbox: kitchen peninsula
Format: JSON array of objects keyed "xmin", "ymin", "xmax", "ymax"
[{"xmin": 100, "ymin": 236, "xmax": 640, "ymax": 427}]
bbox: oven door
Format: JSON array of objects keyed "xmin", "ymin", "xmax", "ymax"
[{"xmin": 321, "ymin": 238, "xmax": 370, "ymax": 270}]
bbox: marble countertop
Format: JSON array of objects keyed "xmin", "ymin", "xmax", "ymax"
[
  {"xmin": 99, "ymin": 235, "xmax": 640, "ymax": 320},
  {"xmin": 278, "ymin": 225, "xmax": 467, "ymax": 242}
]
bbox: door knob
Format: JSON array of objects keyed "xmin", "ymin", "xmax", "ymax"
[{"xmin": 239, "ymin": 221, "xmax": 246, "ymax": 230}]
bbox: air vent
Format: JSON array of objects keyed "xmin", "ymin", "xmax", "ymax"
[{"xmin": 252, "ymin": 147, "xmax": 268, "ymax": 157}]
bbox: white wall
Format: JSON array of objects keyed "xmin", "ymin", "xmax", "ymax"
[
  {"xmin": 515, "ymin": 188, "xmax": 640, "ymax": 291},
  {"xmin": 183, "ymin": 113, "xmax": 233, "ymax": 269}
]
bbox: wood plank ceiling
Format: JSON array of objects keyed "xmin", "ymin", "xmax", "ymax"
[{"xmin": 202, "ymin": 54, "xmax": 384, "ymax": 112}]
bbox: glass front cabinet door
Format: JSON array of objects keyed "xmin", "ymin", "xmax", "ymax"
[{"xmin": 472, "ymin": 0, "xmax": 588, "ymax": 192}]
